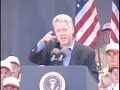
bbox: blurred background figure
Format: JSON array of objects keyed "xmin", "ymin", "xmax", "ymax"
[
  {"xmin": 2, "ymin": 76, "xmax": 20, "ymax": 90},
  {"xmin": 109, "ymin": 61, "xmax": 119, "ymax": 90},
  {"xmin": 98, "ymin": 68, "xmax": 113, "ymax": 90},
  {"xmin": 101, "ymin": 42, "xmax": 119, "ymax": 75},
  {"xmin": 99, "ymin": 74, "xmax": 113, "ymax": 90},
  {"xmin": 1, "ymin": 60, "xmax": 12, "ymax": 90},
  {"xmin": 98, "ymin": 42, "xmax": 119, "ymax": 90},
  {"xmin": 5, "ymin": 56, "xmax": 21, "ymax": 82},
  {"xmin": 95, "ymin": 22, "xmax": 111, "ymax": 70},
  {"xmin": 106, "ymin": 43, "xmax": 119, "ymax": 64},
  {"xmin": 102, "ymin": 22, "xmax": 111, "ymax": 46}
]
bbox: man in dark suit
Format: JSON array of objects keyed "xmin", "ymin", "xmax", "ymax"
[{"xmin": 29, "ymin": 14, "xmax": 99, "ymax": 83}]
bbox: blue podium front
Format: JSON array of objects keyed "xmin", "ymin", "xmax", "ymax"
[{"xmin": 20, "ymin": 66, "xmax": 98, "ymax": 90}]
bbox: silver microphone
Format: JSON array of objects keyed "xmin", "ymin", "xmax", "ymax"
[
  {"xmin": 50, "ymin": 48, "xmax": 60, "ymax": 61},
  {"xmin": 58, "ymin": 48, "xmax": 68, "ymax": 61}
]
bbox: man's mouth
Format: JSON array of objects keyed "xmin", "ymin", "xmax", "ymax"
[{"xmin": 61, "ymin": 37, "xmax": 66, "ymax": 41}]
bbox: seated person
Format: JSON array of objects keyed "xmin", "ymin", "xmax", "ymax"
[
  {"xmin": 98, "ymin": 42, "xmax": 119, "ymax": 90},
  {"xmin": 1, "ymin": 60, "xmax": 12, "ymax": 90},
  {"xmin": 106, "ymin": 43, "xmax": 119, "ymax": 64},
  {"xmin": 5, "ymin": 56, "xmax": 21, "ymax": 82}
]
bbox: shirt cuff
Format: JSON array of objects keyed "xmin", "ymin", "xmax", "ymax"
[{"xmin": 36, "ymin": 40, "xmax": 45, "ymax": 53}]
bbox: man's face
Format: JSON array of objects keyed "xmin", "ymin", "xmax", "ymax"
[
  {"xmin": 3, "ymin": 86, "xmax": 19, "ymax": 90},
  {"xmin": 11, "ymin": 62, "xmax": 20, "ymax": 78},
  {"xmin": 54, "ymin": 21, "xmax": 74, "ymax": 47},
  {"xmin": 1, "ymin": 68, "xmax": 11, "ymax": 83},
  {"xmin": 102, "ymin": 30, "xmax": 110, "ymax": 44},
  {"xmin": 111, "ymin": 68, "xmax": 119, "ymax": 84},
  {"xmin": 106, "ymin": 51, "xmax": 119, "ymax": 64}
]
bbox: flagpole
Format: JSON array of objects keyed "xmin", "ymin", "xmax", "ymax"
[{"xmin": 97, "ymin": 47, "xmax": 102, "ymax": 70}]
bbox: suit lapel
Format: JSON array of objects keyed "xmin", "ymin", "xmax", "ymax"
[
  {"xmin": 69, "ymin": 41, "xmax": 78, "ymax": 65},
  {"xmin": 69, "ymin": 41, "xmax": 84, "ymax": 65}
]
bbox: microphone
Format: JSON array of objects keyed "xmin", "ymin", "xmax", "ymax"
[
  {"xmin": 58, "ymin": 48, "xmax": 68, "ymax": 61},
  {"xmin": 50, "ymin": 48, "xmax": 60, "ymax": 62}
]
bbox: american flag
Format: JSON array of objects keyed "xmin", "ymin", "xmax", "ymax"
[
  {"xmin": 110, "ymin": 0, "xmax": 119, "ymax": 43},
  {"xmin": 74, "ymin": 0, "xmax": 101, "ymax": 48}
]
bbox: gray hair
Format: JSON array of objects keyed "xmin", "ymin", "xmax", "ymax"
[{"xmin": 52, "ymin": 14, "xmax": 74, "ymax": 28}]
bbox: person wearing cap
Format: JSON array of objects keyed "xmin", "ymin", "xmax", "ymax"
[
  {"xmin": 102, "ymin": 22, "xmax": 111, "ymax": 46},
  {"xmin": 98, "ymin": 42, "xmax": 119, "ymax": 89},
  {"xmin": 1, "ymin": 60, "xmax": 12, "ymax": 90},
  {"xmin": 96, "ymin": 23, "xmax": 113, "ymax": 89},
  {"xmin": 2, "ymin": 76, "xmax": 20, "ymax": 90},
  {"xmin": 106, "ymin": 43, "xmax": 119, "ymax": 64},
  {"xmin": 5, "ymin": 56, "xmax": 21, "ymax": 82},
  {"xmin": 99, "ymin": 42, "xmax": 119, "ymax": 75},
  {"xmin": 109, "ymin": 61, "xmax": 119, "ymax": 90},
  {"xmin": 95, "ymin": 22, "xmax": 112, "ymax": 70}
]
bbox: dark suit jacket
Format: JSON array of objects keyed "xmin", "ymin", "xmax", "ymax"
[{"xmin": 29, "ymin": 40, "xmax": 99, "ymax": 83}]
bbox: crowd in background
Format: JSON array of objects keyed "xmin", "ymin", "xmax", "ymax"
[
  {"xmin": 97, "ymin": 42, "xmax": 119, "ymax": 90},
  {"xmin": 1, "ymin": 56, "xmax": 21, "ymax": 90},
  {"xmin": 95, "ymin": 22, "xmax": 119, "ymax": 90}
]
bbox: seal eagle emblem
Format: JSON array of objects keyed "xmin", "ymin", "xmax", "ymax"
[{"xmin": 39, "ymin": 72, "xmax": 66, "ymax": 90}]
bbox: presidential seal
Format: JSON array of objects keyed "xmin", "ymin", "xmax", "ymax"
[{"xmin": 39, "ymin": 72, "xmax": 66, "ymax": 90}]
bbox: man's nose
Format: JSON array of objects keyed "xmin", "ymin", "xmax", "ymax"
[{"xmin": 59, "ymin": 31, "xmax": 65, "ymax": 35}]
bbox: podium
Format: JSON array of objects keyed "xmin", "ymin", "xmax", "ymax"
[{"xmin": 20, "ymin": 66, "xmax": 98, "ymax": 90}]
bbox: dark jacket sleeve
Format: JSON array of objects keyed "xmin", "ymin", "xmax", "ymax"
[
  {"xmin": 29, "ymin": 40, "xmax": 59, "ymax": 65},
  {"xmin": 29, "ymin": 44, "xmax": 51, "ymax": 65}
]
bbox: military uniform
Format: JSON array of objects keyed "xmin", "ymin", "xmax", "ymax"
[
  {"xmin": 95, "ymin": 45, "xmax": 108, "ymax": 70},
  {"xmin": 95, "ymin": 22, "xmax": 112, "ymax": 70}
]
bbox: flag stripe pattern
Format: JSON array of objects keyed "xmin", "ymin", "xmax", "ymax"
[
  {"xmin": 74, "ymin": 0, "xmax": 101, "ymax": 48},
  {"xmin": 110, "ymin": 0, "xmax": 119, "ymax": 43}
]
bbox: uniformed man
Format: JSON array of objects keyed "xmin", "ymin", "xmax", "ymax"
[{"xmin": 95, "ymin": 22, "xmax": 111, "ymax": 70}]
